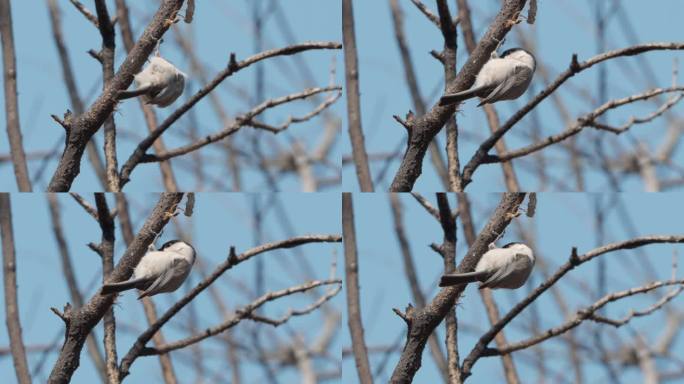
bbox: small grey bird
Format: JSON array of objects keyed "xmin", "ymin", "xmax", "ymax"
[
  {"xmin": 439, "ymin": 242, "xmax": 534, "ymax": 289},
  {"xmin": 101, "ymin": 240, "xmax": 196, "ymax": 299},
  {"xmin": 439, "ymin": 48, "xmax": 536, "ymax": 107},
  {"xmin": 118, "ymin": 56, "xmax": 186, "ymax": 107}
]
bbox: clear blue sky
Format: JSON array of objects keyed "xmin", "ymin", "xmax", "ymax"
[
  {"xmin": 342, "ymin": 192, "xmax": 684, "ymax": 383},
  {"xmin": 0, "ymin": 0, "xmax": 341, "ymax": 191},
  {"xmin": 341, "ymin": 0, "xmax": 684, "ymax": 191},
  {"xmin": 0, "ymin": 193, "xmax": 341, "ymax": 383}
]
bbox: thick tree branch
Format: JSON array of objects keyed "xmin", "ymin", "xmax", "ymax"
[
  {"xmin": 390, "ymin": 193, "xmax": 526, "ymax": 382},
  {"xmin": 389, "ymin": 0, "xmax": 528, "ymax": 191},
  {"xmin": 47, "ymin": 0, "xmax": 185, "ymax": 191},
  {"xmin": 460, "ymin": 234, "xmax": 684, "ymax": 377},
  {"xmin": 343, "ymin": 0, "xmax": 374, "ymax": 191},
  {"xmin": 118, "ymin": 234, "xmax": 341, "ymax": 378},
  {"xmin": 0, "ymin": 0, "xmax": 32, "ymax": 191},
  {"xmin": 461, "ymin": 42, "xmax": 684, "ymax": 186},
  {"xmin": 342, "ymin": 193, "xmax": 373, "ymax": 383},
  {"xmin": 47, "ymin": 194, "xmax": 107, "ymax": 380},
  {"xmin": 119, "ymin": 41, "xmax": 341, "ymax": 186},
  {"xmin": 0, "ymin": 194, "xmax": 31, "ymax": 384},
  {"xmin": 47, "ymin": 193, "xmax": 183, "ymax": 383}
]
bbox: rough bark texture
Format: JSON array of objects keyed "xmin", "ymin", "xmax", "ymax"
[
  {"xmin": 342, "ymin": 193, "xmax": 373, "ymax": 383},
  {"xmin": 342, "ymin": 0, "xmax": 374, "ymax": 191},
  {"xmin": 0, "ymin": 194, "xmax": 32, "ymax": 384},
  {"xmin": 47, "ymin": 0, "xmax": 185, "ymax": 191},
  {"xmin": 0, "ymin": 0, "xmax": 32, "ymax": 191},
  {"xmin": 389, "ymin": 0, "xmax": 527, "ymax": 191},
  {"xmin": 390, "ymin": 193, "xmax": 526, "ymax": 382},
  {"xmin": 47, "ymin": 193, "xmax": 183, "ymax": 383}
]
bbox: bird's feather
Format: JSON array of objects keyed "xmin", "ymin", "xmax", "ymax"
[{"xmin": 439, "ymin": 270, "xmax": 490, "ymax": 287}]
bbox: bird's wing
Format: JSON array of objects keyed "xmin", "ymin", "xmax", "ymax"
[
  {"xmin": 439, "ymin": 85, "xmax": 490, "ymax": 106},
  {"xmin": 479, "ymin": 253, "xmax": 532, "ymax": 289},
  {"xmin": 101, "ymin": 276, "xmax": 153, "ymax": 295},
  {"xmin": 439, "ymin": 270, "xmax": 490, "ymax": 287},
  {"xmin": 150, "ymin": 73, "xmax": 185, "ymax": 107},
  {"xmin": 137, "ymin": 258, "xmax": 190, "ymax": 299},
  {"xmin": 477, "ymin": 65, "xmax": 531, "ymax": 106}
]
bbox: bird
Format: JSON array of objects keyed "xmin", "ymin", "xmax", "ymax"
[
  {"xmin": 119, "ymin": 56, "xmax": 186, "ymax": 107},
  {"xmin": 439, "ymin": 242, "xmax": 534, "ymax": 289},
  {"xmin": 101, "ymin": 240, "xmax": 196, "ymax": 299},
  {"xmin": 439, "ymin": 48, "xmax": 536, "ymax": 107}
]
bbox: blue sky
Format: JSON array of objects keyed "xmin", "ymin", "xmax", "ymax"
[
  {"xmin": 342, "ymin": 192, "xmax": 684, "ymax": 383},
  {"xmin": 0, "ymin": 193, "xmax": 341, "ymax": 383},
  {"xmin": 341, "ymin": 0, "xmax": 684, "ymax": 191},
  {"xmin": 0, "ymin": 1, "xmax": 341, "ymax": 191}
]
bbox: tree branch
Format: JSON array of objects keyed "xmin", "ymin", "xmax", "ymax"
[
  {"xmin": 0, "ymin": 194, "xmax": 31, "ymax": 384},
  {"xmin": 343, "ymin": 0, "xmax": 374, "ymax": 191},
  {"xmin": 47, "ymin": 193, "xmax": 183, "ymax": 383},
  {"xmin": 342, "ymin": 193, "xmax": 373, "ymax": 383},
  {"xmin": 461, "ymin": 42, "xmax": 684, "ymax": 187},
  {"xmin": 389, "ymin": 0, "xmax": 527, "ymax": 191},
  {"xmin": 461, "ymin": 234, "xmax": 684, "ymax": 377},
  {"xmin": 390, "ymin": 193, "xmax": 526, "ymax": 382},
  {"xmin": 47, "ymin": 0, "xmax": 185, "ymax": 191},
  {"xmin": 118, "ymin": 234, "xmax": 342, "ymax": 378},
  {"xmin": 0, "ymin": 0, "xmax": 32, "ymax": 191}
]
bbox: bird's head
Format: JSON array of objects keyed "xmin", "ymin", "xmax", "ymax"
[
  {"xmin": 501, "ymin": 242, "xmax": 534, "ymax": 261},
  {"xmin": 159, "ymin": 240, "xmax": 196, "ymax": 262},
  {"xmin": 500, "ymin": 48, "xmax": 536, "ymax": 70}
]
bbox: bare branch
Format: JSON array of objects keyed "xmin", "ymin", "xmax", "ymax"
[
  {"xmin": 47, "ymin": 0, "xmax": 186, "ymax": 191},
  {"xmin": 389, "ymin": 0, "xmax": 528, "ymax": 191},
  {"xmin": 0, "ymin": 0, "xmax": 32, "ymax": 191},
  {"xmin": 0, "ymin": 194, "xmax": 31, "ymax": 384},
  {"xmin": 462, "ymin": 42, "xmax": 684, "ymax": 186},
  {"xmin": 134, "ymin": 86, "xmax": 341, "ymax": 164},
  {"xmin": 390, "ymin": 193, "xmax": 526, "ymax": 382},
  {"xmin": 119, "ymin": 234, "xmax": 342, "ymax": 378},
  {"xmin": 483, "ymin": 280, "xmax": 684, "ymax": 356},
  {"xmin": 343, "ymin": 0, "xmax": 374, "ymax": 191},
  {"xmin": 342, "ymin": 193, "xmax": 373, "ymax": 383},
  {"xmin": 461, "ymin": 234, "xmax": 684, "ymax": 377},
  {"xmin": 48, "ymin": 193, "xmax": 184, "ymax": 382},
  {"xmin": 68, "ymin": 0, "xmax": 99, "ymax": 27},
  {"xmin": 483, "ymin": 87, "xmax": 684, "ymax": 164}
]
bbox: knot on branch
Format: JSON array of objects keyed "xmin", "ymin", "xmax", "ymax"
[
  {"xmin": 139, "ymin": 346, "xmax": 158, "ymax": 356},
  {"xmin": 88, "ymin": 49, "xmax": 103, "ymax": 63},
  {"xmin": 51, "ymin": 110, "xmax": 74, "ymax": 133},
  {"xmin": 393, "ymin": 111, "xmax": 415, "ymax": 133},
  {"xmin": 481, "ymin": 347, "xmax": 500, "ymax": 357},
  {"xmin": 430, "ymin": 243, "xmax": 444, "ymax": 258},
  {"xmin": 88, "ymin": 242, "xmax": 103, "ymax": 257},
  {"xmin": 227, "ymin": 53, "xmax": 238, "ymax": 72},
  {"xmin": 569, "ymin": 247, "xmax": 580, "ymax": 266},
  {"xmin": 570, "ymin": 54, "xmax": 580, "ymax": 73},
  {"xmin": 227, "ymin": 246, "xmax": 239, "ymax": 266},
  {"xmin": 506, "ymin": 10, "xmax": 523, "ymax": 28},
  {"xmin": 430, "ymin": 50, "xmax": 445, "ymax": 63},
  {"xmin": 481, "ymin": 154, "xmax": 500, "ymax": 164},
  {"xmin": 392, "ymin": 303, "xmax": 415, "ymax": 326},
  {"xmin": 526, "ymin": 193, "xmax": 537, "ymax": 218},
  {"xmin": 51, "ymin": 303, "xmax": 73, "ymax": 325}
]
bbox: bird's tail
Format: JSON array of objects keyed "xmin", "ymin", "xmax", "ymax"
[
  {"xmin": 439, "ymin": 271, "xmax": 488, "ymax": 287},
  {"xmin": 101, "ymin": 277, "xmax": 148, "ymax": 295},
  {"xmin": 438, "ymin": 86, "xmax": 484, "ymax": 106}
]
